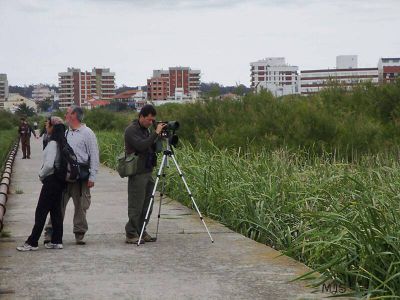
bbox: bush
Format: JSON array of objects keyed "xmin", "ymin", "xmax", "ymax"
[
  {"xmin": 84, "ymin": 108, "xmax": 132, "ymax": 131},
  {"xmin": 0, "ymin": 111, "xmax": 18, "ymax": 130},
  {"xmin": 0, "ymin": 130, "xmax": 18, "ymax": 170},
  {"xmin": 155, "ymin": 80, "xmax": 400, "ymax": 158}
]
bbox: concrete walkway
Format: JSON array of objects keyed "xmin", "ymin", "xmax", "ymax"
[{"xmin": 0, "ymin": 137, "xmax": 333, "ymax": 299}]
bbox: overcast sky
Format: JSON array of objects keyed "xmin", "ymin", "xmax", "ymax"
[{"xmin": 0, "ymin": 0, "xmax": 399, "ymax": 87}]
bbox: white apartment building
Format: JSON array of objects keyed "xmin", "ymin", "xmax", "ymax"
[
  {"xmin": 300, "ymin": 56, "xmax": 378, "ymax": 95},
  {"xmin": 32, "ymin": 84, "xmax": 56, "ymax": 102},
  {"xmin": 0, "ymin": 73, "xmax": 9, "ymax": 109},
  {"xmin": 250, "ymin": 57, "xmax": 299, "ymax": 96}
]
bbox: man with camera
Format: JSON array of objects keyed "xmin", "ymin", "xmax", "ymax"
[{"xmin": 124, "ymin": 104, "xmax": 166, "ymax": 244}]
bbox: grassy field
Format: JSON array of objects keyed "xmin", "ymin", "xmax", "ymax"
[{"xmin": 0, "ymin": 130, "xmax": 18, "ymax": 170}]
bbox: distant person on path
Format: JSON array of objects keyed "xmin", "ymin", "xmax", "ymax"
[
  {"xmin": 44, "ymin": 105, "xmax": 99, "ymax": 245},
  {"xmin": 17, "ymin": 117, "xmax": 66, "ymax": 251},
  {"xmin": 18, "ymin": 117, "xmax": 38, "ymax": 159},
  {"xmin": 124, "ymin": 104, "xmax": 165, "ymax": 244}
]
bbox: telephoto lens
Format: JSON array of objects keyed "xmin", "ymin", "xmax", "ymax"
[{"xmin": 167, "ymin": 121, "xmax": 180, "ymax": 131}]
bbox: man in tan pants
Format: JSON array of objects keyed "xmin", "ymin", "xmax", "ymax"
[{"xmin": 44, "ymin": 106, "xmax": 99, "ymax": 245}]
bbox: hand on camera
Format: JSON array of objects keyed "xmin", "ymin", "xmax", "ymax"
[{"xmin": 155, "ymin": 123, "xmax": 167, "ymax": 135}]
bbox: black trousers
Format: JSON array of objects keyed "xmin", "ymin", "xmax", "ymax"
[{"xmin": 26, "ymin": 175, "xmax": 64, "ymax": 247}]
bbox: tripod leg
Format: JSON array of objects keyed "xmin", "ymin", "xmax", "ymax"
[
  {"xmin": 170, "ymin": 154, "xmax": 214, "ymax": 243},
  {"xmin": 138, "ymin": 154, "xmax": 167, "ymax": 246},
  {"xmin": 155, "ymin": 166, "xmax": 166, "ymax": 240}
]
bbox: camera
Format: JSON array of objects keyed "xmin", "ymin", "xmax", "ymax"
[
  {"xmin": 157, "ymin": 121, "xmax": 180, "ymax": 132},
  {"xmin": 156, "ymin": 120, "xmax": 180, "ymax": 147}
]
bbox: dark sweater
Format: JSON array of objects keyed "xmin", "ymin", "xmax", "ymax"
[
  {"xmin": 18, "ymin": 122, "xmax": 36, "ymax": 138},
  {"xmin": 124, "ymin": 120, "xmax": 158, "ymax": 174}
]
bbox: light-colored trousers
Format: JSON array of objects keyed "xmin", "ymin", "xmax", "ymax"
[{"xmin": 45, "ymin": 181, "xmax": 91, "ymax": 236}]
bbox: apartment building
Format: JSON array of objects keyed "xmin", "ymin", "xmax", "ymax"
[
  {"xmin": 250, "ymin": 57, "xmax": 299, "ymax": 96},
  {"xmin": 32, "ymin": 84, "xmax": 57, "ymax": 102},
  {"xmin": 378, "ymin": 57, "xmax": 400, "ymax": 83},
  {"xmin": 0, "ymin": 74, "xmax": 9, "ymax": 109},
  {"xmin": 58, "ymin": 68, "xmax": 115, "ymax": 108},
  {"xmin": 91, "ymin": 68, "xmax": 115, "ymax": 99},
  {"xmin": 147, "ymin": 67, "xmax": 201, "ymax": 101}
]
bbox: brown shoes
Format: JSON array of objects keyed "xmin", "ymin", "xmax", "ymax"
[
  {"xmin": 75, "ymin": 233, "xmax": 86, "ymax": 245},
  {"xmin": 125, "ymin": 235, "xmax": 145, "ymax": 244},
  {"xmin": 143, "ymin": 232, "xmax": 157, "ymax": 242},
  {"xmin": 125, "ymin": 232, "xmax": 156, "ymax": 244}
]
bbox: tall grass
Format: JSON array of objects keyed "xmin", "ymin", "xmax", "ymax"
[
  {"xmin": 96, "ymin": 131, "xmax": 125, "ymax": 170},
  {"xmin": 168, "ymin": 143, "xmax": 400, "ymax": 298},
  {"xmin": 97, "ymin": 131, "xmax": 400, "ymax": 298}
]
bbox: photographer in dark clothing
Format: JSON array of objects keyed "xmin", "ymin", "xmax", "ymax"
[{"xmin": 124, "ymin": 105, "xmax": 165, "ymax": 244}]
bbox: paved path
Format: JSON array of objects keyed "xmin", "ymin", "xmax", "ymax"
[{"xmin": 0, "ymin": 137, "xmax": 332, "ymax": 299}]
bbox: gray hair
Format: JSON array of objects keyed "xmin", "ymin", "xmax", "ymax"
[{"xmin": 70, "ymin": 105, "xmax": 84, "ymax": 122}]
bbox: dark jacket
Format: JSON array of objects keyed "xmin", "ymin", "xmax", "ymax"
[
  {"xmin": 18, "ymin": 122, "xmax": 36, "ymax": 139},
  {"xmin": 124, "ymin": 120, "xmax": 159, "ymax": 174}
]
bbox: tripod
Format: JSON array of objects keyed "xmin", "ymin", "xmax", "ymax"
[{"xmin": 137, "ymin": 140, "xmax": 214, "ymax": 246}]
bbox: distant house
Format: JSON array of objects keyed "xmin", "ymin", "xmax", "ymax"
[
  {"xmin": 81, "ymin": 98, "xmax": 110, "ymax": 110},
  {"xmin": 4, "ymin": 93, "xmax": 37, "ymax": 113},
  {"xmin": 112, "ymin": 89, "xmax": 148, "ymax": 111},
  {"xmin": 112, "ymin": 90, "xmax": 140, "ymax": 103}
]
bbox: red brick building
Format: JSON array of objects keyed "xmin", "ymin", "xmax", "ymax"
[
  {"xmin": 378, "ymin": 58, "xmax": 400, "ymax": 83},
  {"xmin": 59, "ymin": 68, "xmax": 115, "ymax": 108},
  {"xmin": 147, "ymin": 74, "xmax": 169, "ymax": 100},
  {"xmin": 147, "ymin": 67, "xmax": 200, "ymax": 101}
]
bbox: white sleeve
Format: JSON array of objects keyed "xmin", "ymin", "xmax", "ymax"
[
  {"xmin": 39, "ymin": 141, "xmax": 57, "ymax": 180},
  {"xmin": 86, "ymin": 128, "xmax": 100, "ymax": 182}
]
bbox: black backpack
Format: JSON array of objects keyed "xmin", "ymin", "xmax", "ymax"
[{"xmin": 54, "ymin": 138, "xmax": 80, "ymax": 183}]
